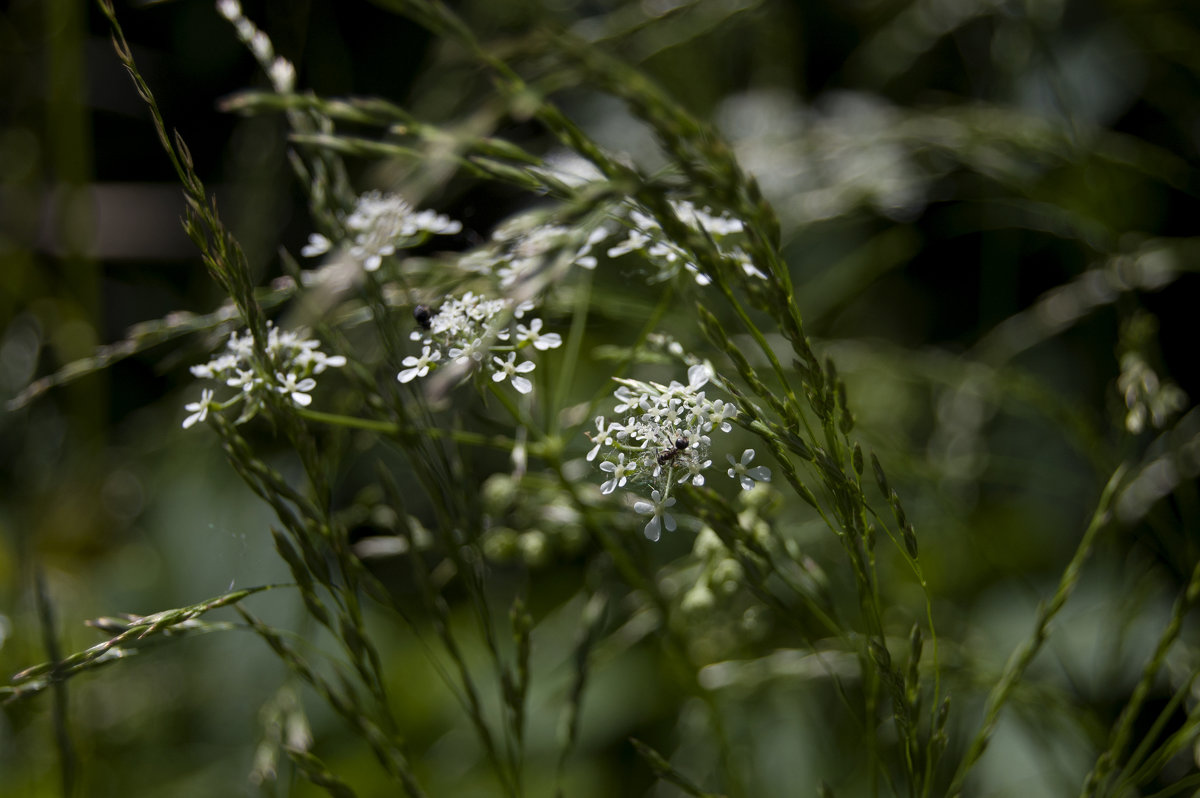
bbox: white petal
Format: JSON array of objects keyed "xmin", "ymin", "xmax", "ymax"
[
  {"xmin": 747, "ymin": 466, "xmax": 772, "ymax": 482},
  {"xmin": 300, "ymin": 233, "xmax": 331, "ymax": 257},
  {"xmin": 644, "ymin": 516, "xmax": 661, "ymax": 542}
]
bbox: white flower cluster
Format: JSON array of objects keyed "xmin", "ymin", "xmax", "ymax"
[
  {"xmin": 302, "ymin": 191, "xmax": 462, "ymax": 272},
  {"xmin": 182, "ymin": 324, "xmax": 346, "ymax": 428},
  {"xmin": 399, "ymin": 291, "xmax": 562, "ymax": 395},
  {"xmin": 587, "ymin": 364, "xmax": 770, "ymax": 541},
  {"xmin": 216, "ymin": 0, "xmax": 294, "ymax": 92},
  {"xmin": 457, "ymin": 213, "xmax": 610, "ymax": 289},
  {"xmin": 605, "ymin": 199, "xmax": 766, "ymax": 286}
]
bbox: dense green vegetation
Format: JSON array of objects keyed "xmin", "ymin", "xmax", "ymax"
[{"xmin": 2, "ymin": 1, "xmax": 1199, "ymax": 796}]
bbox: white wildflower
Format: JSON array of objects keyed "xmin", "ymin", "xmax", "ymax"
[
  {"xmin": 515, "ymin": 318, "xmax": 562, "ymax": 351},
  {"xmin": 600, "ymin": 453, "xmax": 636, "ymax": 495},
  {"xmin": 727, "ymin": 449, "xmax": 771, "ymax": 490},
  {"xmin": 182, "ymin": 388, "xmax": 215, "ymax": 429},
  {"xmin": 398, "ymin": 346, "xmax": 441, "ymax": 384},
  {"xmin": 275, "ymin": 372, "xmax": 316, "ymax": 407},
  {"xmin": 634, "ymin": 489, "xmax": 677, "ymax": 542},
  {"xmin": 491, "ymin": 352, "xmax": 536, "ymax": 394}
]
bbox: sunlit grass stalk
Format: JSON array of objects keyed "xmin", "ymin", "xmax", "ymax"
[
  {"xmin": 1117, "ymin": 669, "xmax": 1200, "ymax": 792},
  {"xmin": 1081, "ymin": 557, "xmax": 1200, "ymax": 796},
  {"xmin": 947, "ymin": 463, "xmax": 1129, "ymax": 796},
  {"xmin": 97, "ymin": 0, "xmax": 269, "ymax": 352}
]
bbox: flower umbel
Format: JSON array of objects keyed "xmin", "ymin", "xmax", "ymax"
[
  {"xmin": 183, "ymin": 323, "xmax": 344, "ymax": 427},
  {"xmin": 399, "ymin": 291, "xmax": 559, "ymax": 396},
  {"xmin": 302, "ymin": 191, "xmax": 461, "ymax": 272},
  {"xmin": 589, "ymin": 364, "xmax": 769, "ymax": 540}
]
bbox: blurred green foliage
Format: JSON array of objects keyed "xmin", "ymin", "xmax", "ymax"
[{"xmin": 2, "ymin": 0, "xmax": 1200, "ymax": 796}]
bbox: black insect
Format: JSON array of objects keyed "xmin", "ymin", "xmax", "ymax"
[
  {"xmin": 656, "ymin": 436, "xmax": 689, "ymax": 466},
  {"xmin": 413, "ymin": 304, "xmax": 432, "ymax": 330}
]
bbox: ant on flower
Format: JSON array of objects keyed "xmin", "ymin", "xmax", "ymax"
[{"xmin": 656, "ymin": 436, "xmax": 689, "ymax": 466}]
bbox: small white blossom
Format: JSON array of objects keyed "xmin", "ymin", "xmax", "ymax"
[
  {"xmin": 515, "ymin": 318, "xmax": 562, "ymax": 351},
  {"xmin": 398, "ymin": 345, "xmax": 441, "ymax": 383},
  {"xmin": 275, "ymin": 372, "xmax": 316, "ymax": 406},
  {"xmin": 634, "ymin": 489, "xmax": 676, "ymax": 542},
  {"xmin": 448, "ymin": 337, "xmax": 487, "ymax": 365},
  {"xmin": 600, "ymin": 453, "xmax": 636, "ymax": 495},
  {"xmin": 587, "ymin": 416, "xmax": 619, "ymax": 461},
  {"xmin": 727, "ymin": 449, "xmax": 771, "ymax": 490},
  {"xmin": 491, "ymin": 352, "xmax": 536, "ymax": 394},
  {"xmin": 676, "ymin": 456, "xmax": 711, "ymax": 486},
  {"xmin": 301, "ymin": 350, "xmax": 347, "ymax": 374},
  {"xmin": 300, "ymin": 233, "xmax": 331, "ymax": 257},
  {"xmin": 182, "ymin": 388, "xmax": 215, "ymax": 429},
  {"xmin": 226, "ymin": 369, "xmax": 259, "ymax": 392},
  {"xmin": 574, "ymin": 225, "xmax": 611, "ymax": 269}
]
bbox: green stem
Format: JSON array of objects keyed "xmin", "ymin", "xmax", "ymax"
[{"xmin": 947, "ymin": 463, "xmax": 1128, "ymax": 796}]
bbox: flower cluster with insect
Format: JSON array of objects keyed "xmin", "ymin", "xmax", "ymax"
[
  {"xmin": 400, "ymin": 291, "xmax": 562, "ymax": 395},
  {"xmin": 183, "ymin": 323, "xmax": 346, "ymax": 428},
  {"xmin": 587, "ymin": 364, "xmax": 770, "ymax": 540}
]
